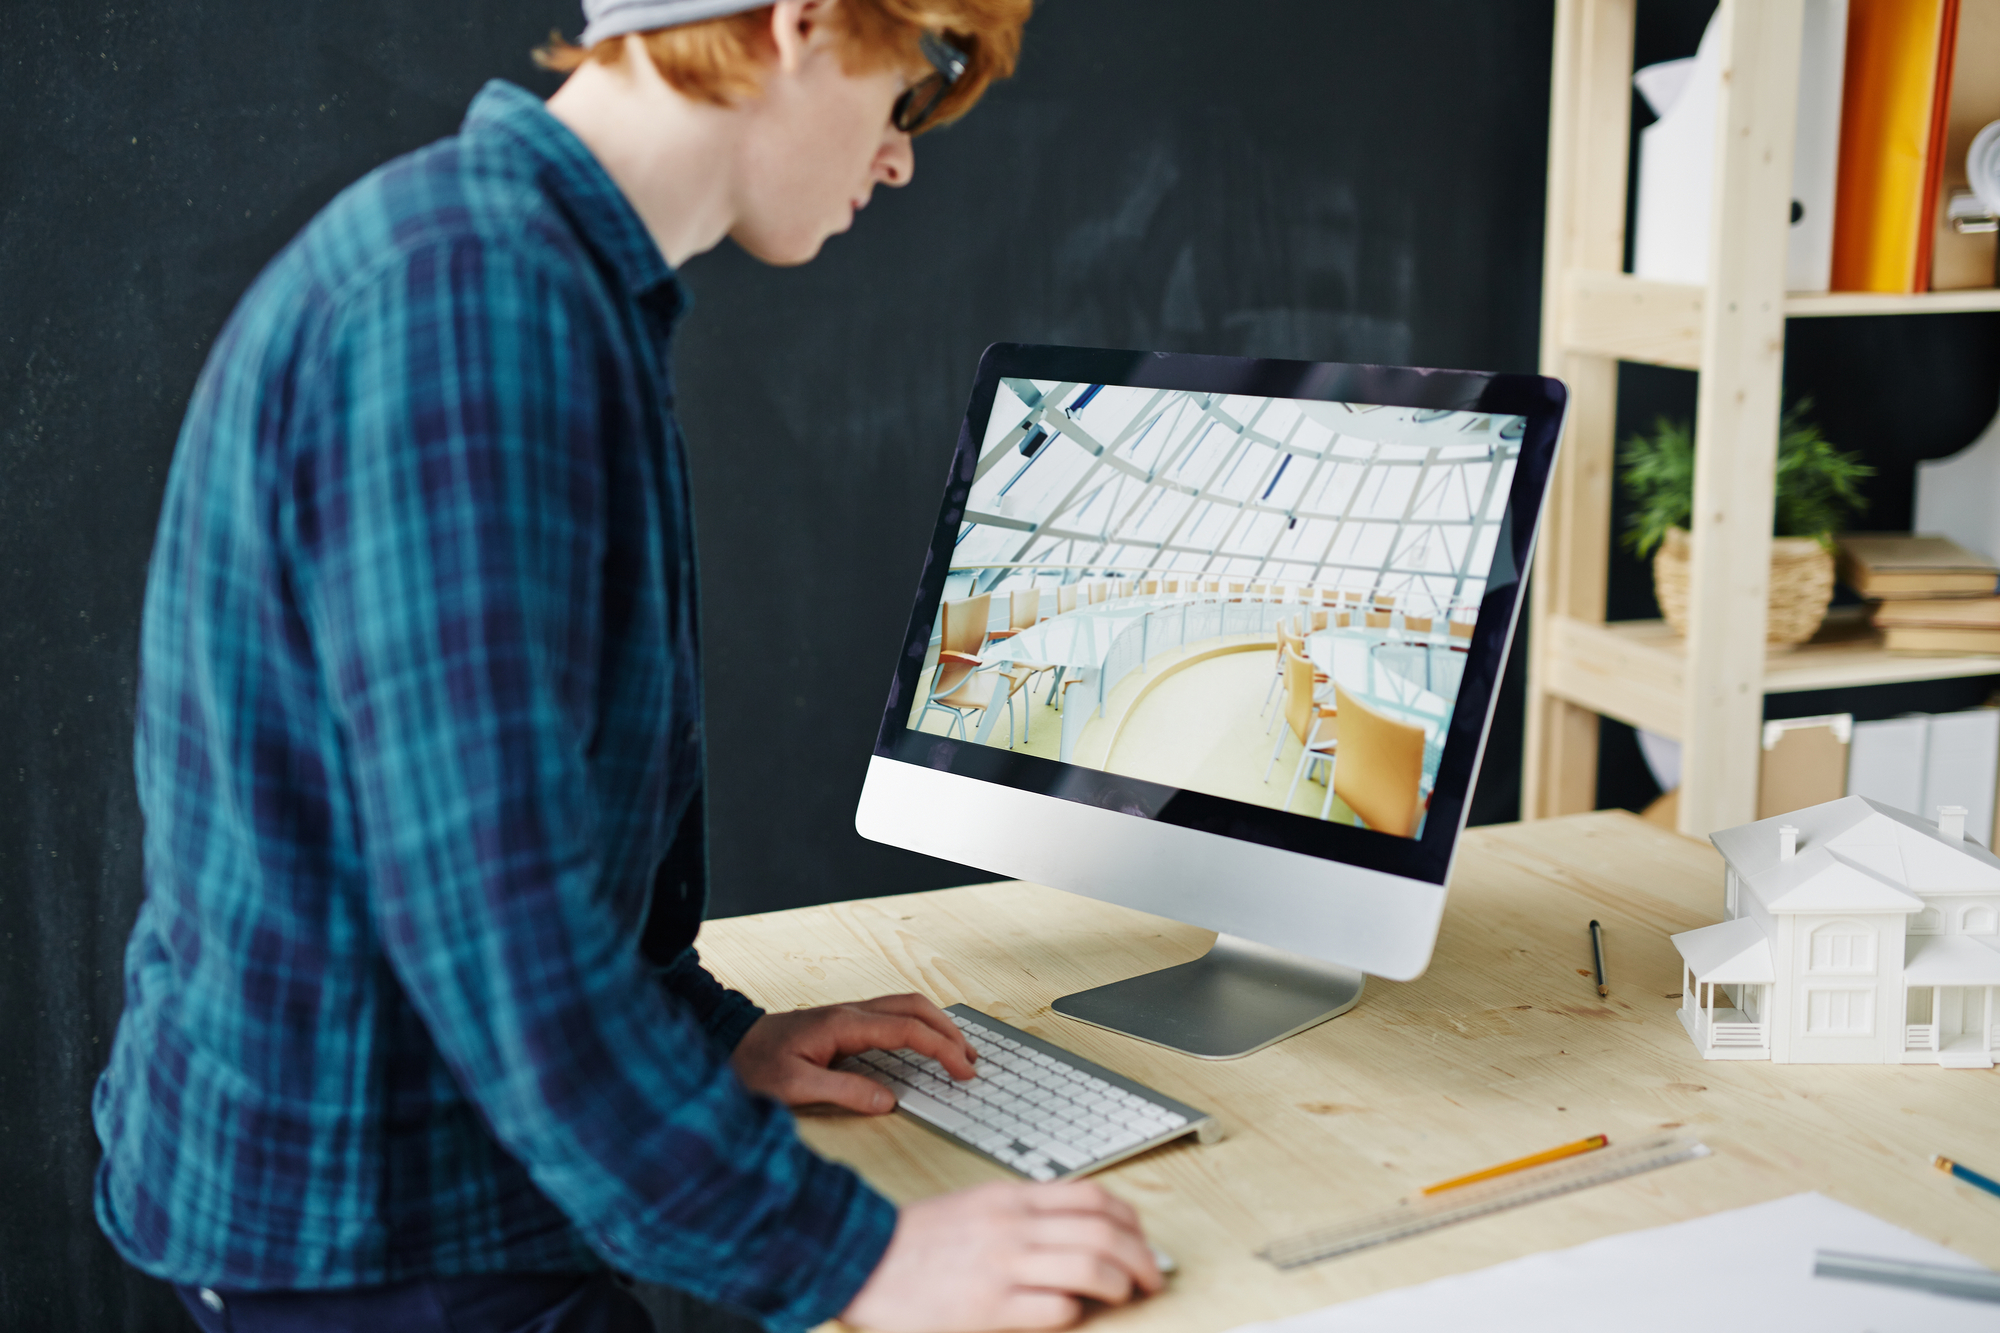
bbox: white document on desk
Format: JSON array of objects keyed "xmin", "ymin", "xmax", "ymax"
[{"xmin": 1230, "ymin": 1193, "xmax": 1993, "ymax": 1333}]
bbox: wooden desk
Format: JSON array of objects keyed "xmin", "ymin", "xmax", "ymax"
[{"xmin": 700, "ymin": 813, "xmax": 1999, "ymax": 1330}]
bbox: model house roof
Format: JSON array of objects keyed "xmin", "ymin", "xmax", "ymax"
[
  {"xmin": 1711, "ymin": 796, "xmax": 2000, "ymax": 912},
  {"xmin": 1904, "ymin": 934, "xmax": 2000, "ymax": 986},
  {"xmin": 1751, "ymin": 845, "xmax": 1926, "ymax": 914},
  {"xmin": 1671, "ymin": 916, "xmax": 1774, "ymax": 982}
]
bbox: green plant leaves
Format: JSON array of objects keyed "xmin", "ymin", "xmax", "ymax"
[
  {"xmin": 1618, "ymin": 415, "xmax": 1695, "ymax": 559},
  {"xmin": 1616, "ymin": 400, "xmax": 1872, "ymax": 559}
]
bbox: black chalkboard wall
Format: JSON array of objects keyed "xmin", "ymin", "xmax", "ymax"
[{"xmin": 7, "ymin": 1, "xmax": 1998, "ymax": 1328}]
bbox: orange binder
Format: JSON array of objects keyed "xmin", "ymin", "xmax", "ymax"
[{"xmin": 1831, "ymin": 0, "xmax": 1953, "ymax": 292}]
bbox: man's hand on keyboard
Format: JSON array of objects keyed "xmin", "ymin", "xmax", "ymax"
[
  {"xmin": 730, "ymin": 992, "xmax": 977, "ymax": 1114},
  {"xmin": 841, "ymin": 1179, "xmax": 1163, "ymax": 1331}
]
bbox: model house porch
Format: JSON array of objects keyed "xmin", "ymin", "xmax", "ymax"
[{"xmin": 1672, "ymin": 797, "xmax": 2000, "ymax": 1068}]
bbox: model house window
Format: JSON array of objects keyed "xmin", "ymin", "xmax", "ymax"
[
  {"xmin": 1963, "ymin": 904, "xmax": 1999, "ymax": 936},
  {"xmin": 1806, "ymin": 987, "xmax": 1874, "ymax": 1034},
  {"xmin": 1807, "ymin": 921, "xmax": 1874, "ymax": 973},
  {"xmin": 1910, "ymin": 905, "xmax": 1942, "ymax": 935}
]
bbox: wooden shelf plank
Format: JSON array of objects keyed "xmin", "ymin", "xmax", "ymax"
[
  {"xmin": 1784, "ymin": 288, "xmax": 2000, "ymax": 317},
  {"xmin": 1543, "ymin": 612, "xmax": 2000, "ymax": 741},
  {"xmin": 1557, "ymin": 272, "xmax": 2000, "ymax": 371},
  {"xmin": 1546, "ymin": 615, "xmax": 1685, "ymax": 737},
  {"xmin": 1560, "ymin": 271, "xmax": 1703, "ymax": 369}
]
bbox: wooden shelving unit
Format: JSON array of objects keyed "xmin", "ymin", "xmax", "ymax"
[{"xmin": 1525, "ymin": 0, "xmax": 2000, "ymax": 837}]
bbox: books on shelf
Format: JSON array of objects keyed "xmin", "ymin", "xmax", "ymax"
[
  {"xmin": 1872, "ymin": 597, "xmax": 2000, "ymax": 628},
  {"xmin": 1873, "ymin": 597, "xmax": 2000, "ymax": 653},
  {"xmin": 1928, "ymin": 0, "xmax": 2000, "ymax": 289},
  {"xmin": 1834, "ymin": 532, "xmax": 1999, "ymax": 599},
  {"xmin": 1882, "ymin": 625, "xmax": 2000, "ymax": 652}
]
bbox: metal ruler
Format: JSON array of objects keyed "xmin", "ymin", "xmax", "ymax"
[{"xmin": 1257, "ymin": 1133, "xmax": 1712, "ymax": 1270}]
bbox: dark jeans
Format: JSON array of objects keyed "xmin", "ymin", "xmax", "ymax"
[{"xmin": 174, "ymin": 1271, "xmax": 653, "ymax": 1333}]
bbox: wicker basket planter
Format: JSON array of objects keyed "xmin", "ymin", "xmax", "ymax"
[{"xmin": 1652, "ymin": 526, "xmax": 1836, "ymax": 648}]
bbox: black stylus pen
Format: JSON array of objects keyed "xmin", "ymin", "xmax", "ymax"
[{"xmin": 1589, "ymin": 919, "xmax": 1608, "ymax": 997}]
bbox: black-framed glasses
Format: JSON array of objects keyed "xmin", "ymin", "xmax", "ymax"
[{"xmin": 892, "ymin": 30, "xmax": 969, "ymax": 134}]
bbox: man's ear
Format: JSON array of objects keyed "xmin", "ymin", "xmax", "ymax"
[{"xmin": 768, "ymin": 0, "xmax": 837, "ymax": 76}]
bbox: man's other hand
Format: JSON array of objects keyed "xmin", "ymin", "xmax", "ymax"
[
  {"xmin": 842, "ymin": 1180, "xmax": 1164, "ymax": 1331},
  {"xmin": 730, "ymin": 992, "xmax": 976, "ymax": 1113}
]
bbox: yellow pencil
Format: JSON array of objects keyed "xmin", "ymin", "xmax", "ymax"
[{"xmin": 1420, "ymin": 1134, "xmax": 1611, "ymax": 1196}]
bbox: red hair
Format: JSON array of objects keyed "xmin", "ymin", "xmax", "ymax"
[{"xmin": 535, "ymin": 0, "xmax": 1030, "ymax": 131}]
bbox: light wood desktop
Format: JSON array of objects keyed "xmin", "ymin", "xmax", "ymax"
[{"xmin": 699, "ymin": 812, "xmax": 1999, "ymax": 1331}]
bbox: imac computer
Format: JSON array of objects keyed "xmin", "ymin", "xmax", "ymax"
[{"xmin": 857, "ymin": 344, "xmax": 1565, "ymax": 1059}]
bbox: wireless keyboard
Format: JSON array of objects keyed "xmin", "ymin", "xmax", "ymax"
[{"xmin": 840, "ymin": 1004, "xmax": 1219, "ymax": 1181}]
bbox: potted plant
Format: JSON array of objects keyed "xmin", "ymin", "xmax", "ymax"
[{"xmin": 1619, "ymin": 402, "xmax": 1873, "ymax": 647}]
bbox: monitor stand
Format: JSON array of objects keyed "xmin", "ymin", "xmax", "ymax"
[{"xmin": 1051, "ymin": 933, "xmax": 1365, "ymax": 1060}]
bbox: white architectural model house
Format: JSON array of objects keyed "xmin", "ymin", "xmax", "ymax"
[{"xmin": 1671, "ymin": 796, "xmax": 2000, "ymax": 1067}]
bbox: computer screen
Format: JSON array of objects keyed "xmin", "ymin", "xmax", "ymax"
[
  {"xmin": 900, "ymin": 379, "xmax": 1521, "ymax": 843},
  {"xmin": 869, "ymin": 344, "xmax": 1562, "ymax": 933}
]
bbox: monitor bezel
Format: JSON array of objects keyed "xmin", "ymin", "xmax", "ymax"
[{"xmin": 872, "ymin": 343, "xmax": 1564, "ymax": 888}]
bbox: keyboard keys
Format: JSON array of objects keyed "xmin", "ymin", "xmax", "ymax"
[
  {"xmin": 845, "ymin": 1006, "xmax": 1211, "ymax": 1181},
  {"xmin": 894, "ymin": 1086, "xmax": 976, "ymax": 1135},
  {"xmin": 1044, "ymin": 1141, "xmax": 1092, "ymax": 1169}
]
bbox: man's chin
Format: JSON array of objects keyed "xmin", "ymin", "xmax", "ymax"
[{"xmin": 731, "ymin": 226, "xmax": 832, "ymax": 268}]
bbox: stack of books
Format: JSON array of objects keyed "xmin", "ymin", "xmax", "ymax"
[
  {"xmin": 1873, "ymin": 598, "xmax": 2000, "ymax": 654},
  {"xmin": 1837, "ymin": 533, "xmax": 2000, "ymax": 654}
]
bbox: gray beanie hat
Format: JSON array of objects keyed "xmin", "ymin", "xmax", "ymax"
[{"xmin": 578, "ymin": 0, "xmax": 770, "ymax": 47}]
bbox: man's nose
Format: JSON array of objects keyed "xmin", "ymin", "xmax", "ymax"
[{"xmin": 878, "ymin": 132, "xmax": 914, "ymax": 187}]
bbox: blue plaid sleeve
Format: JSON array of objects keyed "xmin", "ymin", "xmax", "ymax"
[
  {"xmin": 660, "ymin": 950, "xmax": 767, "ymax": 1055},
  {"xmin": 293, "ymin": 239, "xmax": 893, "ymax": 1329}
]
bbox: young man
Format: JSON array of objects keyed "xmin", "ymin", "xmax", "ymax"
[{"xmin": 93, "ymin": 3, "xmax": 1162, "ymax": 1329}]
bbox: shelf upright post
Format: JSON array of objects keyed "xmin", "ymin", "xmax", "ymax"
[
  {"xmin": 1677, "ymin": 0, "xmax": 1805, "ymax": 837},
  {"xmin": 1524, "ymin": 0, "xmax": 1635, "ymax": 820}
]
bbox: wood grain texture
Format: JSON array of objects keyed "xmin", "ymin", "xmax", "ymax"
[
  {"xmin": 699, "ymin": 813, "xmax": 1999, "ymax": 1332},
  {"xmin": 1560, "ymin": 271, "xmax": 1705, "ymax": 370},
  {"xmin": 1550, "ymin": 279, "xmax": 2000, "ymax": 362},
  {"xmin": 1549, "ymin": 613, "xmax": 2000, "ymax": 705},
  {"xmin": 1679, "ymin": 0, "xmax": 1806, "ymax": 839},
  {"xmin": 1785, "ymin": 288, "xmax": 2000, "ymax": 315},
  {"xmin": 1545, "ymin": 613, "xmax": 1687, "ymax": 738}
]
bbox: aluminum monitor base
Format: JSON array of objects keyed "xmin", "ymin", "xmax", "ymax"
[{"xmin": 1051, "ymin": 933, "xmax": 1366, "ymax": 1060}]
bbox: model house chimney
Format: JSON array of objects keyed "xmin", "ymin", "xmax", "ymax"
[
  {"xmin": 1779, "ymin": 825, "xmax": 1798, "ymax": 860},
  {"xmin": 1939, "ymin": 806, "xmax": 1967, "ymax": 842}
]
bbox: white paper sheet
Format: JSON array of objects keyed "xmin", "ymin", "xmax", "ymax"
[{"xmin": 1228, "ymin": 1193, "xmax": 1995, "ymax": 1333}]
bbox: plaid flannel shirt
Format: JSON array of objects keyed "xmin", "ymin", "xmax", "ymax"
[{"xmin": 94, "ymin": 80, "xmax": 895, "ymax": 1330}]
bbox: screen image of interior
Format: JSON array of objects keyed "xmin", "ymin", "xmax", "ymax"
[{"xmin": 903, "ymin": 379, "xmax": 1524, "ymax": 839}]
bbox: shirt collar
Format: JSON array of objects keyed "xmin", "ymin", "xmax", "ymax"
[{"xmin": 460, "ymin": 80, "xmax": 682, "ymax": 303}]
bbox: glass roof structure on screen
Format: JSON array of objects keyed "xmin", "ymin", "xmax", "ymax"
[{"xmin": 956, "ymin": 380, "xmax": 1523, "ymax": 615}]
